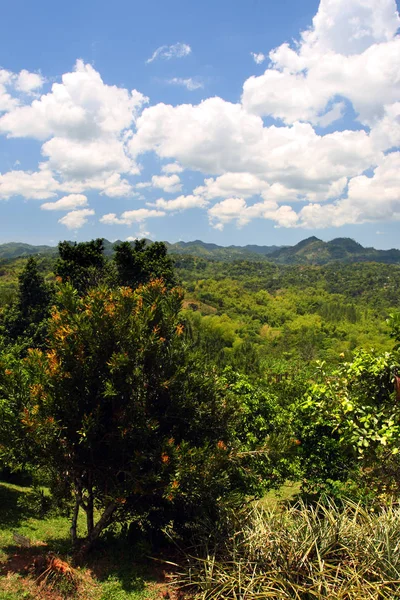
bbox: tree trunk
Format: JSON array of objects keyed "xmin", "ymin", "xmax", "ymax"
[
  {"xmin": 70, "ymin": 496, "xmax": 80, "ymax": 545},
  {"xmin": 86, "ymin": 476, "xmax": 94, "ymax": 536},
  {"xmin": 74, "ymin": 502, "xmax": 117, "ymax": 562}
]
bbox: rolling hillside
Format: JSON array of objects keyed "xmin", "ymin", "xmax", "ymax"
[{"xmin": 1, "ymin": 237, "xmax": 399, "ymax": 265}]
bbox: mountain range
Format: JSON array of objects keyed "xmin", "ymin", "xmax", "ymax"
[{"xmin": 1, "ymin": 237, "xmax": 400, "ymax": 265}]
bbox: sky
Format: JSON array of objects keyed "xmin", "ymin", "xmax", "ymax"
[{"xmin": 0, "ymin": 0, "xmax": 400, "ymax": 249}]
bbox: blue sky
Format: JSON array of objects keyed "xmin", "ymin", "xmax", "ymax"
[{"xmin": 0, "ymin": 0, "xmax": 399, "ymax": 248}]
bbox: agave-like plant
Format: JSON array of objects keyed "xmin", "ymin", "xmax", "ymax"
[{"xmin": 174, "ymin": 500, "xmax": 400, "ymax": 599}]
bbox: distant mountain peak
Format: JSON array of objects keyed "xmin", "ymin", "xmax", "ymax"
[
  {"xmin": 292, "ymin": 236, "xmax": 322, "ymax": 250},
  {"xmin": 328, "ymin": 238, "xmax": 363, "ymax": 252}
]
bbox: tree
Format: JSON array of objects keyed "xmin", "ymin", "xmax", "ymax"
[
  {"xmin": 55, "ymin": 238, "xmax": 106, "ymax": 294},
  {"xmin": 298, "ymin": 349, "xmax": 400, "ymax": 499},
  {"xmin": 1, "ymin": 257, "xmax": 52, "ymax": 350},
  {"xmin": 114, "ymin": 240, "xmax": 176, "ymax": 289},
  {"xmin": 1, "ymin": 280, "xmax": 255, "ymax": 552}
]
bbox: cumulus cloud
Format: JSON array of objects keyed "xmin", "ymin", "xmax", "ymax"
[
  {"xmin": 126, "ymin": 229, "xmax": 151, "ymax": 241},
  {"xmin": 0, "ymin": 68, "xmax": 44, "ymax": 114},
  {"xmin": 251, "ymin": 52, "xmax": 266, "ymax": 64},
  {"xmin": 167, "ymin": 77, "xmax": 203, "ymax": 91},
  {"xmin": 194, "ymin": 173, "xmax": 268, "ymax": 199},
  {"xmin": 58, "ymin": 208, "xmax": 95, "ymax": 229},
  {"xmin": 298, "ymin": 151, "xmax": 400, "ymax": 228},
  {"xmin": 0, "ymin": 60, "xmax": 145, "ymax": 203},
  {"xmin": 370, "ymin": 102, "xmax": 400, "ymax": 151},
  {"xmin": 208, "ymin": 197, "xmax": 299, "ymax": 230},
  {"xmin": 15, "ymin": 70, "xmax": 44, "ymax": 93},
  {"xmin": 0, "ymin": 70, "xmax": 18, "ymax": 113},
  {"xmin": 208, "ymin": 197, "xmax": 247, "ymax": 230},
  {"xmin": 41, "ymin": 194, "xmax": 88, "ymax": 210},
  {"xmin": 305, "ymin": 0, "xmax": 400, "ymax": 55},
  {"xmin": 161, "ymin": 163, "xmax": 183, "ymax": 174},
  {"xmin": 150, "ymin": 194, "xmax": 208, "ymax": 211},
  {"xmin": 242, "ymin": 0, "xmax": 400, "ymax": 126},
  {"xmin": 151, "ymin": 174, "xmax": 182, "ymax": 193},
  {"xmin": 42, "ymin": 136, "xmax": 134, "ymax": 179},
  {"xmin": 130, "ymin": 99, "xmax": 378, "ymax": 203},
  {"xmin": 100, "ymin": 208, "xmax": 165, "ymax": 225},
  {"xmin": 1, "ymin": 0, "xmax": 400, "ymax": 233},
  {"xmin": 135, "ymin": 181, "xmax": 151, "ymax": 189},
  {"xmin": 99, "ymin": 174, "xmax": 134, "ymax": 198},
  {"xmin": 0, "ymin": 60, "xmax": 147, "ymax": 140},
  {"xmin": 0, "ymin": 168, "xmax": 59, "ymax": 200},
  {"xmin": 146, "ymin": 42, "xmax": 191, "ymax": 64}
]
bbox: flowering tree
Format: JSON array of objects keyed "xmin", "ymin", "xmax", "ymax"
[{"xmin": 1, "ymin": 280, "xmax": 247, "ymax": 551}]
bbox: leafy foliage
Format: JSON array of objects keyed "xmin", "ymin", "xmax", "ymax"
[
  {"xmin": 114, "ymin": 240, "xmax": 176, "ymax": 289},
  {"xmin": 298, "ymin": 349, "xmax": 400, "ymax": 499},
  {"xmin": 0, "ymin": 280, "xmax": 276, "ymax": 547},
  {"xmin": 1, "ymin": 257, "xmax": 53, "ymax": 351},
  {"xmin": 55, "ymin": 238, "xmax": 107, "ymax": 294}
]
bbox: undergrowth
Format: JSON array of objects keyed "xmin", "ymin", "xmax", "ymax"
[{"xmin": 175, "ymin": 499, "xmax": 400, "ymax": 599}]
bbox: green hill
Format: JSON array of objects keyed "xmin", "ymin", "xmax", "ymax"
[{"xmin": 1, "ymin": 237, "xmax": 399, "ymax": 265}]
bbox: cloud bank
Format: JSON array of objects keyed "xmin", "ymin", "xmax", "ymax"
[{"xmin": 0, "ymin": 0, "xmax": 399, "ymax": 232}]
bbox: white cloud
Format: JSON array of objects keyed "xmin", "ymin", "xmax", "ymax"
[
  {"xmin": 42, "ymin": 136, "xmax": 135, "ymax": 179},
  {"xmin": 0, "ymin": 168, "xmax": 59, "ymax": 200},
  {"xmin": 15, "ymin": 70, "xmax": 44, "ymax": 93},
  {"xmin": 133, "ymin": 174, "xmax": 182, "ymax": 193},
  {"xmin": 194, "ymin": 173, "xmax": 268, "ymax": 199},
  {"xmin": 242, "ymin": 0, "xmax": 400, "ymax": 126},
  {"xmin": 151, "ymin": 194, "xmax": 208, "ymax": 211},
  {"xmin": 207, "ymin": 197, "xmax": 299, "ymax": 230},
  {"xmin": 54, "ymin": 173, "xmax": 134, "ymax": 198},
  {"xmin": 58, "ymin": 208, "xmax": 95, "ymax": 229},
  {"xmin": 315, "ymin": 101, "xmax": 346, "ymax": 128},
  {"xmin": 167, "ymin": 77, "xmax": 203, "ymax": 91},
  {"xmin": 0, "ymin": 61, "xmax": 145, "ymax": 201},
  {"xmin": 1, "ymin": 0, "xmax": 400, "ymax": 232},
  {"xmin": 99, "ymin": 174, "xmax": 134, "ymax": 198},
  {"xmin": 0, "ymin": 70, "xmax": 19, "ymax": 113},
  {"xmin": 0, "ymin": 68, "xmax": 45, "ymax": 113},
  {"xmin": 130, "ymin": 98, "xmax": 378, "ymax": 203},
  {"xmin": 41, "ymin": 194, "xmax": 88, "ymax": 210},
  {"xmin": 161, "ymin": 162, "xmax": 183, "ymax": 174},
  {"xmin": 126, "ymin": 225, "xmax": 153, "ymax": 240},
  {"xmin": 151, "ymin": 173, "xmax": 182, "ymax": 193},
  {"xmin": 208, "ymin": 197, "xmax": 247, "ymax": 229},
  {"xmin": 305, "ymin": 0, "xmax": 400, "ymax": 55},
  {"xmin": 100, "ymin": 208, "xmax": 165, "ymax": 225},
  {"xmin": 251, "ymin": 52, "xmax": 266, "ymax": 64},
  {"xmin": 298, "ymin": 151, "xmax": 400, "ymax": 228},
  {"xmin": 0, "ymin": 60, "xmax": 147, "ymax": 208},
  {"xmin": 370, "ymin": 102, "xmax": 400, "ymax": 151},
  {"xmin": 146, "ymin": 42, "xmax": 191, "ymax": 64},
  {"xmin": 0, "ymin": 60, "xmax": 147, "ymax": 140}
]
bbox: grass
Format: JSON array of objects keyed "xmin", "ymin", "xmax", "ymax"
[
  {"xmin": 176, "ymin": 499, "xmax": 400, "ymax": 599},
  {"xmin": 258, "ymin": 481, "xmax": 301, "ymax": 509},
  {"xmin": 0, "ymin": 481, "xmax": 175, "ymax": 600},
  {"xmin": 8, "ymin": 478, "xmax": 398, "ymax": 599}
]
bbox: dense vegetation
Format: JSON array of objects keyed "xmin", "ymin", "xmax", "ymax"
[
  {"xmin": 2, "ymin": 234, "xmax": 400, "ymax": 264},
  {"xmin": 0, "ymin": 238, "xmax": 399, "ymax": 599}
]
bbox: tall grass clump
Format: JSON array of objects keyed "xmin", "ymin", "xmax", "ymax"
[{"xmin": 176, "ymin": 500, "xmax": 400, "ymax": 599}]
